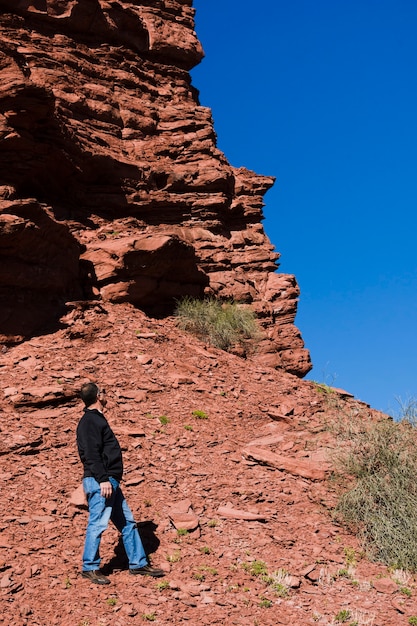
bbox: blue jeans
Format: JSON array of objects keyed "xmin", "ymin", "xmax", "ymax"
[{"xmin": 82, "ymin": 476, "xmax": 148, "ymax": 571}]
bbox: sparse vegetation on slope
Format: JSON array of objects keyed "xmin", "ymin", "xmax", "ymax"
[
  {"xmin": 333, "ymin": 401, "xmax": 417, "ymax": 570},
  {"xmin": 175, "ymin": 296, "xmax": 259, "ymax": 352}
]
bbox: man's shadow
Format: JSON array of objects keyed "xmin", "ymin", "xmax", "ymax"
[{"xmin": 102, "ymin": 521, "xmax": 161, "ymax": 574}]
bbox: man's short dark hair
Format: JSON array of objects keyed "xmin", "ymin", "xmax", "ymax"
[{"xmin": 80, "ymin": 382, "xmax": 99, "ymax": 407}]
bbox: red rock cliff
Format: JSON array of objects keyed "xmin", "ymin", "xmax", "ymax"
[{"xmin": 0, "ymin": 0, "xmax": 311, "ymax": 376}]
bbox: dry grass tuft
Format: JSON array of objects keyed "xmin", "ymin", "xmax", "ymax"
[
  {"xmin": 332, "ymin": 401, "xmax": 417, "ymax": 571},
  {"xmin": 175, "ymin": 297, "xmax": 259, "ymax": 352}
]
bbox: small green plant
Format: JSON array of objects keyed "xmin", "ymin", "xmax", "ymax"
[
  {"xmin": 338, "ymin": 568, "xmax": 350, "ymax": 578},
  {"xmin": 408, "ymin": 617, "xmax": 417, "ymax": 625},
  {"xmin": 400, "ymin": 586, "xmax": 412, "ymax": 597},
  {"xmin": 251, "ymin": 560, "xmax": 268, "ymax": 576},
  {"xmin": 106, "ymin": 597, "xmax": 117, "ymax": 606},
  {"xmin": 176, "ymin": 528, "xmax": 189, "ymax": 537},
  {"xmin": 242, "ymin": 560, "xmax": 268, "ymax": 577},
  {"xmin": 265, "ymin": 569, "xmax": 292, "ymax": 597},
  {"xmin": 193, "ymin": 572, "xmax": 205, "ymax": 581},
  {"xmin": 183, "ymin": 424, "xmax": 193, "ymax": 431},
  {"xmin": 166, "ymin": 550, "xmax": 181, "ymax": 563},
  {"xmin": 192, "ymin": 409, "xmax": 208, "ymax": 420},
  {"xmin": 344, "ymin": 547, "xmax": 357, "ymax": 567},
  {"xmin": 156, "ymin": 580, "xmax": 170, "ymax": 591},
  {"xmin": 198, "ymin": 566, "xmax": 218, "ymax": 576},
  {"xmin": 261, "ymin": 573, "xmax": 272, "ymax": 584},
  {"xmin": 64, "ymin": 576, "xmax": 72, "ymax": 588},
  {"xmin": 158, "ymin": 415, "xmax": 169, "ymax": 426},
  {"xmin": 199, "ymin": 546, "xmax": 211, "ymax": 554},
  {"xmin": 313, "ymin": 381, "xmax": 334, "ymax": 395},
  {"xmin": 142, "ymin": 613, "xmax": 156, "ymax": 622},
  {"xmin": 335, "ymin": 609, "xmax": 352, "ymax": 623},
  {"xmin": 207, "ymin": 519, "xmax": 218, "ymax": 528},
  {"xmin": 272, "ymin": 583, "xmax": 288, "ymax": 598},
  {"xmin": 259, "ymin": 597, "xmax": 272, "ymax": 608},
  {"xmin": 175, "ymin": 296, "xmax": 260, "ymax": 352}
]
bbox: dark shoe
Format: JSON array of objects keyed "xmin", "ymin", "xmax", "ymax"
[
  {"xmin": 129, "ymin": 564, "xmax": 165, "ymax": 578},
  {"xmin": 81, "ymin": 569, "xmax": 111, "ymax": 585}
]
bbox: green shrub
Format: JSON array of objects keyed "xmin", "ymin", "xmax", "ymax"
[
  {"xmin": 313, "ymin": 381, "xmax": 334, "ymax": 395},
  {"xmin": 400, "ymin": 586, "xmax": 412, "ymax": 597},
  {"xmin": 156, "ymin": 580, "xmax": 169, "ymax": 591},
  {"xmin": 335, "ymin": 609, "xmax": 351, "ymax": 623},
  {"xmin": 207, "ymin": 519, "xmax": 218, "ymax": 528},
  {"xmin": 263, "ymin": 568, "xmax": 291, "ymax": 597},
  {"xmin": 242, "ymin": 560, "xmax": 268, "ymax": 577},
  {"xmin": 166, "ymin": 550, "xmax": 181, "ymax": 563},
  {"xmin": 334, "ymin": 410, "xmax": 417, "ymax": 571},
  {"xmin": 174, "ymin": 297, "xmax": 259, "ymax": 352},
  {"xmin": 142, "ymin": 613, "xmax": 156, "ymax": 622},
  {"xmin": 199, "ymin": 565, "xmax": 218, "ymax": 576}
]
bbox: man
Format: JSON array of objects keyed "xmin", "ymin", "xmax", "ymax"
[{"xmin": 76, "ymin": 382, "xmax": 165, "ymax": 584}]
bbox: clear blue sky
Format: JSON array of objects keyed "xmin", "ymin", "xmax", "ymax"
[{"xmin": 191, "ymin": 0, "xmax": 417, "ymax": 414}]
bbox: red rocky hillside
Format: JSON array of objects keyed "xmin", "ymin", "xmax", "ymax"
[{"xmin": 1, "ymin": 303, "xmax": 416, "ymax": 625}]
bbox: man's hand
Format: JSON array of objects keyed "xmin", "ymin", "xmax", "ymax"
[{"xmin": 100, "ymin": 481, "xmax": 113, "ymax": 498}]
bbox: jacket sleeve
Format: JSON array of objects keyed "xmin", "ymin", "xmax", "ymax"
[{"xmin": 77, "ymin": 415, "xmax": 109, "ymax": 483}]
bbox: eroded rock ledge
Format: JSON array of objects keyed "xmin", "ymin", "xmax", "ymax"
[{"xmin": 0, "ymin": 0, "xmax": 311, "ymax": 376}]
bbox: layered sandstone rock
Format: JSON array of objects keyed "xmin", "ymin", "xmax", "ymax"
[{"xmin": 0, "ymin": 0, "xmax": 311, "ymax": 375}]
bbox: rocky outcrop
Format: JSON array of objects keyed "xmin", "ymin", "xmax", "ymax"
[{"xmin": 0, "ymin": 0, "xmax": 311, "ymax": 375}]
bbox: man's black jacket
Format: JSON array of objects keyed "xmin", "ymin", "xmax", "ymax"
[{"xmin": 76, "ymin": 408, "xmax": 123, "ymax": 483}]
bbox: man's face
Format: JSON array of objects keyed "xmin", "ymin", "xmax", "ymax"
[{"xmin": 98, "ymin": 388, "xmax": 107, "ymax": 407}]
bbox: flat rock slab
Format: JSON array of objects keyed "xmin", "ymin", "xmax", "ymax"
[
  {"xmin": 373, "ymin": 578, "xmax": 398, "ymax": 594},
  {"xmin": 242, "ymin": 446, "xmax": 329, "ymax": 480},
  {"xmin": 217, "ymin": 504, "xmax": 266, "ymax": 521}
]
